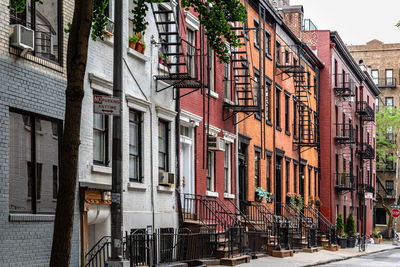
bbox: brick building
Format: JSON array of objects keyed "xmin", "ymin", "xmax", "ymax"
[
  {"xmin": 0, "ymin": 0, "xmax": 79, "ymax": 265},
  {"xmin": 348, "ymin": 40, "xmax": 400, "ymax": 236}
]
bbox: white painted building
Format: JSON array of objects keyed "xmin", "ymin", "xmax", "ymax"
[{"xmin": 79, "ymin": 0, "xmax": 178, "ymax": 263}]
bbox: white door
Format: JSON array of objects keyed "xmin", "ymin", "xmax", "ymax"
[{"xmin": 180, "ymin": 141, "xmax": 193, "ymax": 196}]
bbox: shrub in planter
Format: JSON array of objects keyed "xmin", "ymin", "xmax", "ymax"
[
  {"xmin": 136, "ymin": 40, "xmax": 146, "ymax": 54},
  {"xmin": 129, "ymin": 34, "xmax": 140, "ymax": 50},
  {"xmin": 373, "ymin": 228, "xmax": 382, "ymax": 244},
  {"xmin": 345, "ymin": 214, "xmax": 356, "ymax": 248},
  {"xmin": 336, "ymin": 213, "xmax": 347, "ymax": 248}
]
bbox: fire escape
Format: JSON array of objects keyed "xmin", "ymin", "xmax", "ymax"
[
  {"xmin": 334, "ymin": 73, "xmax": 355, "ymax": 192},
  {"xmin": 356, "ymin": 98, "xmax": 375, "ymax": 195},
  {"xmin": 276, "ymin": 44, "xmax": 317, "ymax": 149}
]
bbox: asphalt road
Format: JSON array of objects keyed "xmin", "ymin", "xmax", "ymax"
[{"xmin": 320, "ymin": 249, "xmax": 400, "ymax": 266}]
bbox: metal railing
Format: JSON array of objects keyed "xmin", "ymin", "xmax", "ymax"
[
  {"xmin": 303, "ymin": 205, "xmax": 337, "ymax": 245},
  {"xmin": 335, "ymin": 123, "xmax": 355, "ymax": 143},
  {"xmin": 333, "ymin": 73, "xmax": 355, "ymax": 97},
  {"xmin": 356, "ymin": 101, "xmax": 375, "ymax": 121},
  {"xmin": 126, "ymin": 228, "xmax": 218, "ymax": 266},
  {"xmin": 335, "ymin": 173, "xmax": 355, "ymax": 190},
  {"xmin": 302, "ymin": 19, "xmax": 318, "ymax": 31},
  {"xmin": 357, "ymin": 142, "xmax": 375, "ymax": 159},
  {"xmin": 375, "ymin": 78, "xmax": 397, "ymax": 88},
  {"xmin": 85, "ymin": 236, "xmax": 111, "ymax": 267}
]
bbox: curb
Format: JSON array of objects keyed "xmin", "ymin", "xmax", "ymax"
[{"xmin": 303, "ymin": 246, "xmax": 400, "ymax": 266}]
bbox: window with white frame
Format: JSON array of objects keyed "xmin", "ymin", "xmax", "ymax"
[
  {"xmin": 209, "ymin": 50, "xmax": 215, "ymax": 91},
  {"xmin": 371, "ymin": 69, "xmax": 379, "ymax": 85},
  {"xmin": 93, "ymin": 113, "xmax": 108, "ymax": 165},
  {"xmin": 158, "ymin": 120, "xmax": 169, "ymax": 171},
  {"xmin": 129, "ymin": 110, "xmax": 142, "ymax": 182},
  {"xmin": 9, "ymin": 111, "xmax": 60, "ymax": 214},
  {"xmin": 254, "ymin": 20, "xmax": 260, "ymax": 48},
  {"xmin": 224, "ymin": 62, "xmax": 231, "ymax": 100},
  {"xmin": 224, "ymin": 143, "xmax": 231, "ymax": 193},
  {"xmin": 386, "ymin": 69, "xmax": 393, "ymax": 86},
  {"xmin": 207, "ymin": 151, "xmax": 215, "ymax": 191},
  {"xmin": 187, "ymin": 28, "xmax": 196, "ymax": 77}
]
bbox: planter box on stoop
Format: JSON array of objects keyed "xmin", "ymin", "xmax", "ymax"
[
  {"xmin": 347, "ymin": 237, "xmax": 356, "ymax": 248},
  {"xmin": 338, "ymin": 237, "xmax": 347, "ymax": 248}
]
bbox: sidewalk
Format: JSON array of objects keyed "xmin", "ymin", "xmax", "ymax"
[{"xmin": 228, "ymin": 242, "xmax": 400, "ymax": 267}]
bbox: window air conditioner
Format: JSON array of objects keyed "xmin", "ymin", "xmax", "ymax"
[
  {"xmin": 10, "ymin": 24, "xmax": 35, "ymax": 51},
  {"xmin": 208, "ymin": 136, "xmax": 225, "ymax": 151},
  {"xmin": 159, "ymin": 170, "xmax": 175, "ymax": 186}
]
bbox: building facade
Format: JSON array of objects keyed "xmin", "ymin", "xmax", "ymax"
[
  {"xmin": 0, "ymin": 0, "xmax": 79, "ymax": 265},
  {"xmin": 348, "ymin": 40, "xmax": 400, "ymax": 236}
]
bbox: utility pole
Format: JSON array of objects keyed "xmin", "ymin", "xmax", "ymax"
[
  {"xmin": 109, "ymin": 0, "xmax": 125, "ymax": 264},
  {"xmin": 393, "ymin": 150, "xmax": 399, "ymax": 245}
]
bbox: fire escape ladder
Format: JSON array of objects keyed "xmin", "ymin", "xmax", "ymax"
[
  {"xmin": 151, "ymin": 1, "xmax": 202, "ymax": 92},
  {"xmin": 224, "ymin": 23, "xmax": 259, "ymax": 114}
]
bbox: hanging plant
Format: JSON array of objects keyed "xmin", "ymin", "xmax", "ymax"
[
  {"xmin": 255, "ymin": 187, "xmax": 274, "ymax": 203},
  {"xmin": 296, "ymin": 195, "xmax": 304, "ymax": 210}
]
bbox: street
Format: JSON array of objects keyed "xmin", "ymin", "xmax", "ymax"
[{"xmin": 320, "ymin": 249, "xmax": 400, "ymax": 267}]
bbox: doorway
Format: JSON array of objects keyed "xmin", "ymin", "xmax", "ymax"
[
  {"xmin": 238, "ymin": 142, "xmax": 248, "ymax": 213},
  {"xmin": 180, "ymin": 126, "xmax": 194, "ymax": 201},
  {"xmin": 275, "ymin": 156, "xmax": 282, "ymax": 215},
  {"xmin": 300, "ymin": 164, "xmax": 305, "ymax": 198}
]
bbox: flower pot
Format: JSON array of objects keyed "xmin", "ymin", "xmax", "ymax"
[
  {"xmin": 159, "ymin": 58, "xmax": 163, "ymax": 64},
  {"xmin": 347, "ymin": 237, "xmax": 356, "ymax": 248},
  {"xmin": 129, "ymin": 41, "xmax": 137, "ymax": 50},
  {"xmin": 373, "ymin": 237, "xmax": 381, "ymax": 244},
  {"xmin": 136, "ymin": 41, "xmax": 145, "ymax": 54},
  {"xmin": 338, "ymin": 237, "xmax": 347, "ymax": 248}
]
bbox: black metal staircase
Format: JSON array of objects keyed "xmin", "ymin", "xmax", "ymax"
[{"xmin": 151, "ymin": 1, "xmax": 202, "ymax": 91}]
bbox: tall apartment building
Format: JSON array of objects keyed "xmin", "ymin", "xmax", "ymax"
[
  {"xmin": 348, "ymin": 40, "xmax": 400, "ymax": 236},
  {"xmin": 0, "ymin": 0, "xmax": 79, "ymax": 265}
]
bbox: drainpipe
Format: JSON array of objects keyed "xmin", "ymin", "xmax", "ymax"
[
  {"xmin": 272, "ymin": 21, "xmax": 277, "ymax": 208},
  {"xmin": 150, "ymin": 37, "xmax": 156, "ymax": 232}
]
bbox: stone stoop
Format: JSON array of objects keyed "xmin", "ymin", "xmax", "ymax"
[
  {"xmin": 271, "ymin": 249, "xmax": 294, "ymax": 258},
  {"xmin": 220, "ymin": 255, "xmax": 251, "ymax": 266},
  {"xmin": 267, "ymin": 243, "xmax": 275, "ymax": 256}
]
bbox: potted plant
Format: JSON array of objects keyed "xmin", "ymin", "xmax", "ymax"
[
  {"xmin": 296, "ymin": 195, "xmax": 304, "ymax": 210},
  {"xmin": 130, "ymin": 0, "xmax": 149, "ymax": 54},
  {"xmin": 345, "ymin": 214, "xmax": 356, "ymax": 248},
  {"xmin": 135, "ymin": 38, "xmax": 146, "ymax": 54},
  {"xmin": 336, "ymin": 213, "xmax": 347, "ymax": 248},
  {"xmin": 341, "ymin": 171, "xmax": 347, "ymax": 185},
  {"xmin": 158, "ymin": 51, "xmax": 165, "ymax": 64},
  {"xmin": 129, "ymin": 34, "xmax": 140, "ymax": 50},
  {"xmin": 373, "ymin": 228, "xmax": 382, "ymax": 244},
  {"xmin": 255, "ymin": 187, "xmax": 274, "ymax": 203}
]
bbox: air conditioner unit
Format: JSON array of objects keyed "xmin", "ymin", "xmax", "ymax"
[
  {"xmin": 10, "ymin": 24, "xmax": 35, "ymax": 51},
  {"xmin": 208, "ymin": 136, "xmax": 225, "ymax": 151},
  {"xmin": 159, "ymin": 170, "xmax": 175, "ymax": 186}
]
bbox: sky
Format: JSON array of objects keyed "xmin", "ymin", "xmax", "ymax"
[{"xmin": 290, "ymin": 0, "xmax": 400, "ymax": 45}]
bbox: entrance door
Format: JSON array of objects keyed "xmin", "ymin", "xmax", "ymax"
[
  {"xmin": 180, "ymin": 140, "xmax": 194, "ymax": 197},
  {"xmin": 300, "ymin": 165, "xmax": 305, "ymax": 198},
  {"xmin": 238, "ymin": 143, "xmax": 248, "ymax": 213},
  {"xmin": 275, "ymin": 157, "xmax": 282, "ymax": 215}
]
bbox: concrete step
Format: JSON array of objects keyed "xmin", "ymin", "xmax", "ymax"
[{"xmin": 271, "ymin": 249, "xmax": 294, "ymax": 258}]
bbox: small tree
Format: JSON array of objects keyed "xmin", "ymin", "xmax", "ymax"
[
  {"xmin": 345, "ymin": 214, "xmax": 356, "ymax": 237},
  {"xmin": 336, "ymin": 213, "xmax": 344, "ymax": 237}
]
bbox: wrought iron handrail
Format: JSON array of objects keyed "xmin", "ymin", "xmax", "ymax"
[
  {"xmin": 334, "ymin": 123, "xmax": 355, "ymax": 142},
  {"xmin": 335, "ymin": 172, "xmax": 355, "ymax": 190},
  {"xmin": 85, "ymin": 236, "xmax": 111, "ymax": 267},
  {"xmin": 375, "ymin": 78, "xmax": 397, "ymax": 88},
  {"xmin": 226, "ymin": 199, "xmax": 260, "ymax": 231}
]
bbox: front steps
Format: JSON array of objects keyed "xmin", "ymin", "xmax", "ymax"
[
  {"xmin": 220, "ymin": 255, "xmax": 251, "ymax": 266},
  {"xmin": 272, "ymin": 249, "xmax": 294, "ymax": 258}
]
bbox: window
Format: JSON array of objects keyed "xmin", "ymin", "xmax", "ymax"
[
  {"xmin": 385, "ymin": 97, "xmax": 394, "ymax": 108},
  {"xmin": 224, "ymin": 62, "xmax": 231, "ymax": 100},
  {"xmin": 207, "ymin": 151, "xmax": 215, "ymax": 191},
  {"xmin": 308, "ymin": 167, "xmax": 312, "ymax": 196},
  {"xmin": 266, "ymin": 155, "xmax": 272, "ymax": 192},
  {"xmin": 276, "ymin": 88, "xmax": 281, "ymax": 128},
  {"xmin": 209, "ymin": 50, "xmax": 215, "ymax": 91},
  {"xmin": 307, "ymin": 72, "xmax": 311, "ymax": 90},
  {"xmin": 334, "ymin": 59, "xmax": 338, "ymax": 87},
  {"xmin": 187, "ymin": 28, "xmax": 196, "ymax": 77},
  {"xmin": 376, "ymin": 208, "xmax": 387, "ymax": 225},
  {"xmin": 286, "ymin": 161, "xmax": 290, "ymax": 193},
  {"xmin": 10, "ymin": 0, "xmax": 62, "ymax": 62},
  {"xmin": 129, "ymin": 111, "xmax": 142, "ymax": 182},
  {"xmin": 254, "ymin": 20, "xmax": 260, "ymax": 47},
  {"xmin": 276, "ymin": 42, "xmax": 281, "ymax": 65},
  {"xmin": 255, "ymin": 151, "xmax": 260, "ymax": 188},
  {"xmin": 266, "ymin": 82, "xmax": 272, "ymax": 122},
  {"xmin": 254, "ymin": 70, "xmax": 260, "ymax": 109},
  {"xmin": 294, "ymin": 163, "xmax": 297, "ymax": 194},
  {"xmin": 376, "ymin": 98, "xmax": 379, "ymax": 112},
  {"xmin": 285, "ymin": 49, "xmax": 290, "ymax": 65},
  {"xmin": 9, "ymin": 111, "xmax": 60, "ymax": 214},
  {"xmin": 293, "ymin": 100, "xmax": 297, "ymax": 136},
  {"xmin": 285, "ymin": 94, "xmax": 290, "ymax": 133},
  {"xmin": 386, "ymin": 180, "xmax": 394, "ymax": 195},
  {"xmin": 158, "ymin": 120, "xmax": 169, "ymax": 171},
  {"xmin": 386, "ymin": 69, "xmax": 393, "ymax": 86},
  {"xmin": 313, "ymin": 76, "xmax": 317, "ymax": 97},
  {"xmin": 371, "ymin": 69, "xmax": 379, "ymax": 85},
  {"xmin": 265, "ymin": 31, "xmax": 271, "ymax": 55},
  {"xmin": 93, "ymin": 113, "xmax": 109, "ymax": 165},
  {"xmin": 224, "ymin": 143, "xmax": 231, "ymax": 193},
  {"xmin": 314, "ymin": 169, "xmax": 317, "ymax": 196}
]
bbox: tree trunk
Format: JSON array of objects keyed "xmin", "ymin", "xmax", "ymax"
[{"xmin": 50, "ymin": 0, "xmax": 94, "ymax": 266}]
